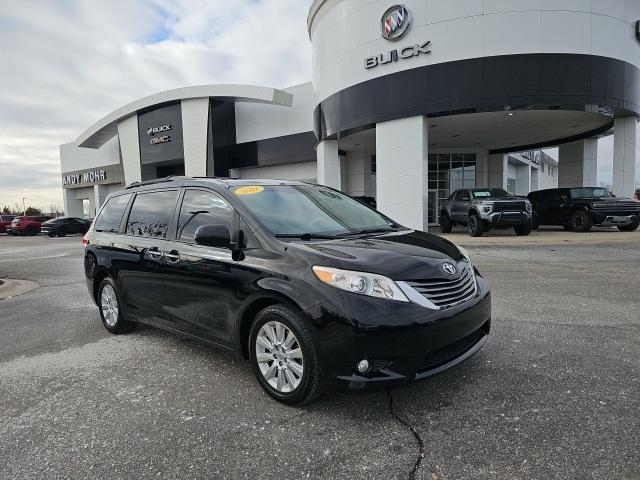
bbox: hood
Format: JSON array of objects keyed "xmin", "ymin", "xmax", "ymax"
[
  {"xmin": 477, "ymin": 196, "xmax": 526, "ymax": 202},
  {"xmin": 285, "ymin": 230, "xmax": 465, "ymax": 281},
  {"xmin": 573, "ymin": 196, "xmax": 636, "ymax": 204}
]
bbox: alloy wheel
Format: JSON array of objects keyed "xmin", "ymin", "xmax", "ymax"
[
  {"xmin": 101, "ymin": 284, "xmax": 119, "ymax": 327},
  {"xmin": 255, "ymin": 321, "xmax": 304, "ymax": 393}
]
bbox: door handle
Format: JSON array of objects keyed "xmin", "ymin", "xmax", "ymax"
[
  {"xmin": 164, "ymin": 250, "xmax": 180, "ymax": 262},
  {"xmin": 146, "ymin": 247, "xmax": 163, "ymax": 258}
]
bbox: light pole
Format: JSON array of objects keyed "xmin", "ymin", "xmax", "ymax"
[{"xmin": 22, "ymin": 197, "xmax": 26, "ymax": 215}]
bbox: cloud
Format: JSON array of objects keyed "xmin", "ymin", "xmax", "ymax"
[{"xmin": 0, "ymin": 0, "xmax": 312, "ymax": 210}]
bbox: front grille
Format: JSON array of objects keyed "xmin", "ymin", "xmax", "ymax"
[
  {"xmin": 417, "ymin": 328, "xmax": 486, "ymax": 373},
  {"xmin": 607, "ymin": 202, "xmax": 640, "ymax": 210},
  {"xmin": 493, "ymin": 201, "xmax": 525, "ymax": 212},
  {"xmin": 405, "ymin": 264, "xmax": 477, "ymax": 309}
]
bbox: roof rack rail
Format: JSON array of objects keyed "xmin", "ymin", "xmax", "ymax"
[{"xmin": 123, "ymin": 176, "xmax": 178, "ymax": 189}]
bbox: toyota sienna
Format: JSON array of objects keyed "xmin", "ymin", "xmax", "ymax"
[{"xmin": 83, "ymin": 177, "xmax": 491, "ymax": 405}]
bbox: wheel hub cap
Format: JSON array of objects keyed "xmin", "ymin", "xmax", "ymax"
[
  {"xmin": 255, "ymin": 321, "xmax": 304, "ymax": 393},
  {"xmin": 100, "ymin": 285, "xmax": 118, "ymax": 327}
]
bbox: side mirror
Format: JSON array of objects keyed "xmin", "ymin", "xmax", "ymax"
[{"xmin": 194, "ymin": 224, "xmax": 231, "ymax": 248}]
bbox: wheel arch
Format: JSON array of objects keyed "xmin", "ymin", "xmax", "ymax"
[{"xmin": 236, "ymin": 292, "xmax": 304, "ymax": 359}]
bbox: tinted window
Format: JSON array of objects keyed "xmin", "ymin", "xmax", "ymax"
[
  {"xmin": 94, "ymin": 194, "xmax": 132, "ymax": 233},
  {"xmin": 126, "ymin": 191, "xmax": 177, "ymax": 238},
  {"xmin": 233, "ymin": 184, "xmax": 393, "ymax": 236},
  {"xmin": 569, "ymin": 187, "xmax": 612, "ymax": 199},
  {"xmin": 177, "ymin": 190, "xmax": 233, "ymax": 242},
  {"xmin": 454, "ymin": 190, "xmax": 469, "ymax": 201}
]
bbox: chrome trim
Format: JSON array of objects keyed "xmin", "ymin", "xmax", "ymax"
[{"xmin": 397, "ymin": 262, "xmax": 478, "ymax": 310}]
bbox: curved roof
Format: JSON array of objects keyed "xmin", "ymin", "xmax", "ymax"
[{"xmin": 76, "ymin": 84, "xmax": 294, "ymax": 149}]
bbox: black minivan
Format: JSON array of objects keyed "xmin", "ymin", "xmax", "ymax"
[{"xmin": 84, "ymin": 177, "xmax": 491, "ymax": 405}]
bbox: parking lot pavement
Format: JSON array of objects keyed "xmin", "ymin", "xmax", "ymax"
[{"xmin": 0, "ymin": 233, "xmax": 638, "ymax": 479}]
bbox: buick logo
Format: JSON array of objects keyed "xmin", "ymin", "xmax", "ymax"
[
  {"xmin": 442, "ymin": 262, "xmax": 457, "ymax": 275},
  {"xmin": 147, "ymin": 124, "xmax": 172, "ymax": 136},
  {"xmin": 381, "ymin": 5, "xmax": 411, "ymax": 41}
]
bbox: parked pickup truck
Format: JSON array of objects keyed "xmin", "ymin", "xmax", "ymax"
[
  {"xmin": 528, "ymin": 187, "xmax": 640, "ymax": 232},
  {"xmin": 440, "ymin": 188, "xmax": 532, "ymax": 237}
]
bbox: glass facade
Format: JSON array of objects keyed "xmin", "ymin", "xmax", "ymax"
[{"xmin": 427, "ymin": 153, "xmax": 476, "ymax": 224}]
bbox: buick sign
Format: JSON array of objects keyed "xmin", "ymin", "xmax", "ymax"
[
  {"xmin": 381, "ymin": 5, "xmax": 411, "ymax": 41},
  {"xmin": 147, "ymin": 124, "xmax": 172, "ymax": 136}
]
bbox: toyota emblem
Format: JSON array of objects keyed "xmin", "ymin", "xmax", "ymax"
[{"xmin": 442, "ymin": 262, "xmax": 457, "ymax": 275}]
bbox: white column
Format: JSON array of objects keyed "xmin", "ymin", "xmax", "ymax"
[
  {"xmin": 94, "ymin": 184, "xmax": 108, "ymax": 215},
  {"xmin": 613, "ymin": 117, "xmax": 637, "ymax": 198},
  {"xmin": 530, "ymin": 166, "xmax": 540, "ymax": 191},
  {"xmin": 558, "ymin": 138, "xmax": 598, "ymax": 187},
  {"xmin": 514, "ymin": 163, "xmax": 531, "ymax": 195},
  {"xmin": 317, "ymin": 140, "xmax": 342, "ymax": 190},
  {"xmin": 181, "ymin": 98, "xmax": 209, "ymax": 177},
  {"xmin": 117, "ymin": 115, "xmax": 142, "ymax": 184},
  {"xmin": 63, "ymin": 189, "xmax": 84, "ymax": 217},
  {"xmin": 476, "ymin": 151, "xmax": 489, "ymax": 188},
  {"xmin": 376, "ymin": 116, "xmax": 428, "ymax": 231},
  {"xmin": 488, "ymin": 153, "xmax": 507, "ymax": 189}
]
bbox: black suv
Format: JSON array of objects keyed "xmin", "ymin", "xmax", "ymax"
[
  {"xmin": 528, "ymin": 187, "xmax": 640, "ymax": 232},
  {"xmin": 41, "ymin": 217, "xmax": 91, "ymax": 237},
  {"xmin": 440, "ymin": 188, "xmax": 533, "ymax": 237},
  {"xmin": 83, "ymin": 177, "xmax": 491, "ymax": 405}
]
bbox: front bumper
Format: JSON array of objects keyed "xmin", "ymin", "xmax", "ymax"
[
  {"xmin": 591, "ymin": 212, "xmax": 639, "ymax": 226},
  {"xmin": 305, "ymin": 274, "xmax": 492, "ymax": 391},
  {"xmin": 480, "ymin": 211, "xmax": 531, "ymax": 226}
]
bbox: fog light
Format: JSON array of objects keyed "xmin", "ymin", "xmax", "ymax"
[{"xmin": 356, "ymin": 359, "xmax": 370, "ymax": 373}]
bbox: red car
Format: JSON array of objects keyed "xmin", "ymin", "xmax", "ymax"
[
  {"xmin": 0, "ymin": 214, "xmax": 15, "ymax": 233},
  {"xmin": 7, "ymin": 215, "xmax": 54, "ymax": 236}
]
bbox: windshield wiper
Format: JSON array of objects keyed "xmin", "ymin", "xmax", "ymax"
[
  {"xmin": 338, "ymin": 226, "xmax": 400, "ymax": 236},
  {"xmin": 275, "ymin": 233, "xmax": 340, "ymax": 240}
]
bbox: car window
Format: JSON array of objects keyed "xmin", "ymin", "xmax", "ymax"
[
  {"xmin": 233, "ymin": 184, "xmax": 393, "ymax": 236},
  {"xmin": 126, "ymin": 190, "xmax": 177, "ymax": 238},
  {"xmin": 177, "ymin": 190, "xmax": 233, "ymax": 242},
  {"xmin": 454, "ymin": 190, "xmax": 468, "ymax": 201},
  {"xmin": 94, "ymin": 194, "xmax": 132, "ymax": 233}
]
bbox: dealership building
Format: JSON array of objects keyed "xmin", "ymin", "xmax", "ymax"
[{"xmin": 60, "ymin": 0, "xmax": 639, "ymax": 230}]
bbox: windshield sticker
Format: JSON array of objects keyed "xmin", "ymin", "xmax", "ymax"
[
  {"xmin": 473, "ymin": 191, "xmax": 491, "ymax": 197},
  {"xmin": 234, "ymin": 186, "xmax": 264, "ymax": 195}
]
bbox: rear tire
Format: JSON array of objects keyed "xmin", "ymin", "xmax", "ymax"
[
  {"xmin": 514, "ymin": 221, "xmax": 532, "ymax": 236},
  {"xmin": 249, "ymin": 304, "xmax": 322, "ymax": 406},
  {"xmin": 58, "ymin": 231, "xmax": 66, "ymax": 237},
  {"xmin": 439, "ymin": 213, "xmax": 453, "ymax": 233},
  {"xmin": 531, "ymin": 211, "xmax": 540, "ymax": 230},
  {"xmin": 98, "ymin": 277, "xmax": 135, "ymax": 334},
  {"xmin": 618, "ymin": 221, "xmax": 639, "ymax": 232},
  {"xmin": 468, "ymin": 214, "xmax": 485, "ymax": 237},
  {"xmin": 568, "ymin": 210, "xmax": 593, "ymax": 232},
  {"xmin": 25, "ymin": 227, "xmax": 37, "ymax": 236}
]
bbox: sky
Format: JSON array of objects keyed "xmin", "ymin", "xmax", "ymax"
[{"xmin": 0, "ymin": 0, "xmax": 634, "ymax": 212}]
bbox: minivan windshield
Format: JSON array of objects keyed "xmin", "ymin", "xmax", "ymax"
[
  {"xmin": 471, "ymin": 188, "xmax": 511, "ymax": 198},
  {"xmin": 232, "ymin": 184, "xmax": 396, "ymax": 236},
  {"xmin": 569, "ymin": 187, "xmax": 612, "ymax": 199}
]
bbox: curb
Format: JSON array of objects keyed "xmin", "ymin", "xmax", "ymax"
[{"xmin": 0, "ymin": 279, "xmax": 39, "ymax": 300}]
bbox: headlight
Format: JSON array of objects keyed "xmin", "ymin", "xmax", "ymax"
[
  {"xmin": 312, "ymin": 266, "xmax": 409, "ymax": 302},
  {"xmin": 479, "ymin": 201, "xmax": 493, "ymax": 214},
  {"xmin": 592, "ymin": 202, "xmax": 607, "ymax": 209}
]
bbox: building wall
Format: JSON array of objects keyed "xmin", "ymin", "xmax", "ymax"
[
  {"xmin": 310, "ymin": 0, "xmax": 640, "ymax": 103},
  {"xmin": 60, "ymin": 135, "xmax": 121, "ymax": 173},
  {"xmin": 235, "ymin": 82, "xmax": 315, "ymax": 143},
  {"xmin": 229, "ymin": 161, "xmax": 317, "ymax": 182}
]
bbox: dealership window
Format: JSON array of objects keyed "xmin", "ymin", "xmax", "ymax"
[
  {"xmin": 427, "ymin": 153, "xmax": 476, "ymax": 224},
  {"xmin": 125, "ymin": 190, "xmax": 177, "ymax": 238},
  {"xmin": 507, "ymin": 178, "xmax": 516, "ymax": 194}
]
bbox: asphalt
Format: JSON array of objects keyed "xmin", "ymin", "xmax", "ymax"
[{"xmin": 0, "ymin": 231, "xmax": 638, "ymax": 480}]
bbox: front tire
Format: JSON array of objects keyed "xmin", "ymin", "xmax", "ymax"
[
  {"xmin": 98, "ymin": 277, "xmax": 135, "ymax": 334},
  {"xmin": 569, "ymin": 210, "xmax": 593, "ymax": 232},
  {"xmin": 249, "ymin": 305, "xmax": 322, "ymax": 406},
  {"xmin": 25, "ymin": 227, "xmax": 37, "ymax": 236},
  {"xmin": 439, "ymin": 213, "xmax": 453, "ymax": 233},
  {"xmin": 514, "ymin": 221, "xmax": 532, "ymax": 236},
  {"xmin": 468, "ymin": 214, "xmax": 485, "ymax": 237},
  {"xmin": 618, "ymin": 221, "xmax": 639, "ymax": 232}
]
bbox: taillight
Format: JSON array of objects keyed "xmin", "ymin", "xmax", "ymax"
[{"xmin": 82, "ymin": 234, "xmax": 89, "ymax": 247}]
